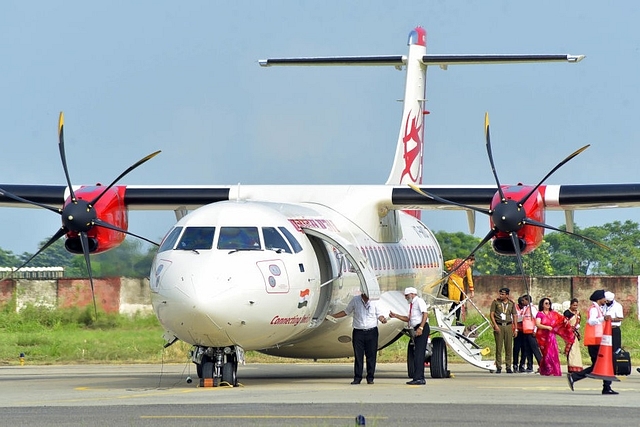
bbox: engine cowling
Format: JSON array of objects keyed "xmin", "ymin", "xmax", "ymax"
[
  {"xmin": 490, "ymin": 184, "xmax": 544, "ymax": 255},
  {"xmin": 64, "ymin": 185, "xmax": 128, "ymax": 254}
]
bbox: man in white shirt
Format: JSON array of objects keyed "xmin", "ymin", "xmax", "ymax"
[
  {"xmin": 603, "ymin": 291, "xmax": 623, "ymax": 353},
  {"xmin": 389, "ymin": 287, "xmax": 429, "ymax": 385},
  {"xmin": 330, "ymin": 293, "xmax": 388, "ymax": 385},
  {"xmin": 568, "ymin": 289, "xmax": 618, "ymax": 395}
]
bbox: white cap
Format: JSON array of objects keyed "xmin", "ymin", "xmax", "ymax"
[
  {"xmin": 605, "ymin": 291, "xmax": 615, "ymax": 301},
  {"xmin": 404, "ymin": 287, "xmax": 418, "ymax": 295}
]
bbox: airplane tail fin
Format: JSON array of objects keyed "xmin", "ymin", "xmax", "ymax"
[
  {"xmin": 259, "ymin": 29, "xmax": 584, "ymax": 217},
  {"xmin": 385, "ymin": 28, "xmax": 427, "ymax": 189}
]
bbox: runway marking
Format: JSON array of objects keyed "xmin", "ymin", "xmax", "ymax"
[{"xmin": 141, "ymin": 415, "xmax": 387, "ymax": 420}]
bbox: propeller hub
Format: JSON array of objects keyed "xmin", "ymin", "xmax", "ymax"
[
  {"xmin": 491, "ymin": 200, "xmax": 525, "ymax": 232},
  {"xmin": 62, "ymin": 200, "xmax": 96, "ymax": 232}
]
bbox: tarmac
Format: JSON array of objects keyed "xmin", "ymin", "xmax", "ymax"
[{"xmin": 1, "ymin": 362, "xmax": 639, "ymax": 426}]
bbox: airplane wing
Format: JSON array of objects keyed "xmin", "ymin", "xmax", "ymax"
[
  {"xmin": 3, "ymin": 183, "xmax": 640, "ymax": 212},
  {"xmin": 390, "ymin": 184, "xmax": 640, "ymax": 211}
]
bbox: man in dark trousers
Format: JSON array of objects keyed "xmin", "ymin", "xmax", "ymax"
[
  {"xmin": 490, "ymin": 287, "xmax": 517, "ymax": 373},
  {"xmin": 567, "ymin": 289, "xmax": 618, "ymax": 395},
  {"xmin": 389, "ymin": 287, "xmax": 429, "ymax": 385},
  {"xmin": 329, "ymin": 292, "xmax": 387, "ymax": 385}
]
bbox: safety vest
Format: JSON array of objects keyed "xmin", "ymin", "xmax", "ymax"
[{"xmin": 583, "ymin": 303, "xmax": 604, "ymax": 346}]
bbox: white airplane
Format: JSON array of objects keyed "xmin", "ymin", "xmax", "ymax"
[{"xmin": 2, "ymin": 27, "xmax": 637, "ymax": 386}]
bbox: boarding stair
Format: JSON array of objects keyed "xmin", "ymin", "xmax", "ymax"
[{"xmin": 425, "ymin": 292, "xmax": 496, "ymax": 372}]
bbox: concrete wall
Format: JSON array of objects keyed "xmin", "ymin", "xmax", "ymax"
[
  {"xmin": 0, "ymin": 275, "xmax": 637, "ymax": 317},
  {"xmin": 0, "ymin": 277, "xmax": 152, "ymax": 315},
  {"xmin": 473, "ymin": 275, "xmax": 639, "ymax": 317}
]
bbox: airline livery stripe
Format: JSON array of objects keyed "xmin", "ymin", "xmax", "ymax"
[
  {"xmin": 259, "ymin": 56, "xmax": 405, "ymax": 67},
  {"xmin": 0, "ymin": 184, "xmax": 66, "ymax": 205},
  {"xmin": 556, "ymin": 184, "xmax": 640, "ymax": 206},
  {"xmin": 124, "ymin": 187, "xmax": 230, "ymax": 207},
  {"xmin": 422, "ymin": 54, "xmax": 584, "ymax": 65},
  {"xmin": 391, "ymin": 187, "xmax": 496, "ymax": 207}
]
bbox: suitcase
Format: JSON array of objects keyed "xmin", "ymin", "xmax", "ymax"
[{"xmin": 615, "ymin": 349, "xmax": 631, "ymax": 376}]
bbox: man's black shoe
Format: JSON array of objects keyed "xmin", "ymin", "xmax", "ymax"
[
  {"xmin": 406, "ymin": 379, "xmax": 426, "ymax": 385},
  {"xmin": 602, "ymin": 389, "xmax": 619, "ymax": 395},
  {"xmin": 506, "ymin": 368, "xmax": 513, "ymax": 374},
  {"xmin": 494, "ymin": 368, "xmax": 502, "ymax": 374},
  {"xmin": 567, "ymin": 374, "xmax": 574, "ymax": 391},
  {"xmin": 366, "ymin": 379, "xmax": 374, "ymax": 384},
  {"xmin": 350, "ymin": 380, "xmax": 361, "ymax": 385}
]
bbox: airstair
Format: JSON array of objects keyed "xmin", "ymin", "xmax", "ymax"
[{"xmin": 426, "ymin": 293, "xmax": 496, "ymax": 372}]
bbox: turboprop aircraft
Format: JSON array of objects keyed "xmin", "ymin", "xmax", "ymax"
[{"xmin": 2, "ymin": 27, "xmax": 640, "ymax": 387}]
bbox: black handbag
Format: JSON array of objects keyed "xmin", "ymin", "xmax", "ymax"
[
  {"xmin": 441, "ymin": 282, "xmax": 449, "ymax": 298},
  {"xmin": 615, "ymin": 349, "xmax": 632, "ymax": 376}
]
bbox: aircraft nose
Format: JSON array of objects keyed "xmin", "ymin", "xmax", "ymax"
[{"xmin": 151, "ymin": 253, "xmax": 297, "ymax": 348}]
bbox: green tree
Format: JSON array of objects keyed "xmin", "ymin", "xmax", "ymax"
[
  {"xmin": 478, "ymin": 241, "xmax": 554, "ymax": 276},
  {"xmin": 545, "ymin": 224, "xmax": 610, "ymax": 275},
  {"xmin": 0, "ymin": 248, "xmax": 20, "ymax": 267},
  {"xmin": 68, "ymin": 239, "xmax": 155, "ymax": 278},
  {"xmin": 589, "ymin": 220, "xmax": 640, "ymax": 275},
  {"xmin": 434, "ymin": 231, "xmax": 480, "ymax": 260},
  {"xmin": 435, "ymin": 230, "xmax": 553, "ymax": 276},
  {"xmin": 19, "ymin": 239, "xmax": 75, "ymax": 268},
  {"xmin": 15, "ymin": 237, "xmax": 155, "ymax": 278}
]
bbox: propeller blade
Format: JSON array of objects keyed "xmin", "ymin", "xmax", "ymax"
[
  {"xmin": 408, "ymin": 183, "xmax": 491, "ymax": 216},
  {"xmin": 523, "ymin": 218, "xmax": 610, "ymax": 250},
  {"xmin": 0, "ymin": 187, "xmax": 61, "ymax": 214},
  {"xmin": 89, "ymin": 150, "xmax": 161, "ymax": 206},
  {"xmin": 429, "ymin": 229, "xmax": 497, "ymax": 290},
  {"xmin": 79, "ymin": 231, "xmax": 98, "ymax": 318},
  {"xmin": 485, "ymin": 112, "xmax": 506, "ymax": 202},
  {"xmin": 93, "ymin": 218, "xmax": 160, "ymax": 246},
  {"xmin": 509, "ymin": 231, "xmax": 531, "ymax": 295},
  {"xmin": 58, "ymin": 112, "xmax": 77, "ymax": 203},
  {"xmin": 517, "ymin": 145, "xmax": 590, "ymax": 205},
  {"xmin": 0, "ymin": 228, "xmax": 68, "ymax": 284}
]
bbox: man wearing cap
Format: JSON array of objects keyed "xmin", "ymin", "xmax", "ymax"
[
  {"xmin": 329, "ymin": 293, "xmax": 388, "ymax": 385},
  {"xmin": 389, "ymin": 287, "xmax": 429, "ymax": 385},
  {"xmin": 603, "ymin": 291, "xmax": 624, "ymax": 353},
  {"xmin": 489, "ymin": 287, "xmax": 517, "ymax": 373},
  {"xmin": 567, "ymin": 289, "xmax": 618, "ymax": 395}
]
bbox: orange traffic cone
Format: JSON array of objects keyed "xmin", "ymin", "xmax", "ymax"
[{"xmin": 586, "ymin": 319, "xmax": 620, "ymax": 382}]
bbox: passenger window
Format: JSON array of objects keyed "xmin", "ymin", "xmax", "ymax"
[
  {"xmin": 177, "ymin": 227, "xmax": 215, "ymax": 251},
  {"xmin": 278, "ymin": 227, "xmax": 303, "ymax": 253},
  {"xmin": 159, "ymin": 227, "xmax": 183, "ymax": 252},
  {"xmin": 263, "ymin": 227, "xmax": 292, "ymax": 253},
  {"xmin": 217, "ymin": 227, "xmax": 261, "ymax": 250}
]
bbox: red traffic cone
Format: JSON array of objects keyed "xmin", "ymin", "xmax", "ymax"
[{"xmin": 586, "ymin": 319, "xmax": 619, "ymax": 382}]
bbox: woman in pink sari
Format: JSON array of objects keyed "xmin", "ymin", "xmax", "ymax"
[{"xmin": 535, "ymin": 298, "xmax": 575, "ymax": 376}]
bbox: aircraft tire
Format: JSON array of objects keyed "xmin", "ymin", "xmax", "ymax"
[
  {"xmin": 406, "ymin": 341, "xmax": 415, "ymax": 378},
  {"xmin": 222, "ymin": 361, "xmax": 237, "ymax": 386},
  {"xmin": 202, "ymin": 356, "xmax": 214, "ymax": 379},
  {"xmin": 429, "ymin": 337, "xmax": 448, "ymax": 378}
]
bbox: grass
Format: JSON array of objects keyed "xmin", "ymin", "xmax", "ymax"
[{"xmin": 1, "ymin": 303, "xmax": 638, "ymax": 366}]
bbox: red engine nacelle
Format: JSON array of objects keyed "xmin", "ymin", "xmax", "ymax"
[
  {"xmin": 489, "ymin": 184, "xmax": 545, "ymax": 256},
  {"xmin": 64, "ymin": 185, "xmax": 128, "ymax": 254}
]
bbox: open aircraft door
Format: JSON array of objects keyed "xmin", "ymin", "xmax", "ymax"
[{"xmin": 301, "ymin": 227, "xmax": 381, "ymax": 300}]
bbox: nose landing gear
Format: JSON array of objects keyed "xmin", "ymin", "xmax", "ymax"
[{"xmin": 192, "ymin": 345, "xmax": 241, "ymax": 387}]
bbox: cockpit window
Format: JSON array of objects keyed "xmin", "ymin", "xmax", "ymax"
[
  {"xmin": 217, "ymin": 227, "xmax": 261, "ymax": 250},
  {"xmin": 176, "ymin": 227, "xmax": 215, "ymax": 251},
  {"xmin": 262, "ymin": 227, "xmax": 292, "ymax": 253},
  {"xmin": 158, "ymin": 227, "xmax": 183, "ymax": 252},
  {"xmin": 279, "ymin": 227, "xmax": 303, "ymax": 253}
]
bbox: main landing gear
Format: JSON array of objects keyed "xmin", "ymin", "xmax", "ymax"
[
  {"xmin": 191, "ymin": 345, "xmax": 241, "ymax": 387},
  {"xmin": 406, "ymin": 334, "xmax": 449, "ymax": 379}
]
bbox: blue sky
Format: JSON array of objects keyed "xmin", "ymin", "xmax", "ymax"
[{"xmin": 1, "ymin": 1, "xmax": 640, "ymax": 255}]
